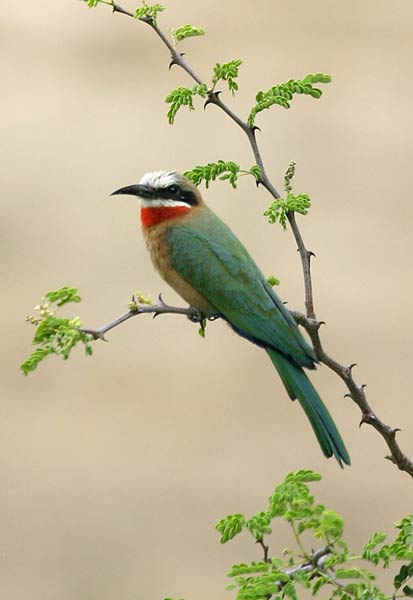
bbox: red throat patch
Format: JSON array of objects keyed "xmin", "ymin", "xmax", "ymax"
[{"xmin": 140, "ymin": 206, "xmax": 191, "ymax": 228}]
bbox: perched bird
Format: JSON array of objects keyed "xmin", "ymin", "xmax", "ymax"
[{"xmin": 112, "ymin": 171, "xmax": 350, "ymax": 466}]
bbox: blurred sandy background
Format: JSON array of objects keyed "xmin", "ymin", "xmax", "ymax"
[{"xmin": 2, "ymin": 1, "xmax": 413, "ymax": 598}]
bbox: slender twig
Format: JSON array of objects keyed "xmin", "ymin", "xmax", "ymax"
[
  {"xmin": 291, "ymin": 521, "xmax": 310, "ymax": 560},
  {"xmin": 256, "ymin": 538, "xmax": 270, "ymax": 564},
  {"xmin": 287, "ymin": 213, "xmax": 316, "ymax": 319},
  {"xmin": 88, "ymin": 2, "xmax": 413, "ymax": 478},
  {"xmin": 81, "ymin": 298, "xmax": 204, "ymax": 341}
]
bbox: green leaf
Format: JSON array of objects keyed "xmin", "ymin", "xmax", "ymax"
[
  {"xmin": 215, "ymin": 513, "xmax": 245, "ymax": 543},
  {"xmin": 184, "ymin": 161, "xmax": 260, "ymax": 189},
  {"xmin": 283, "ymin": 581, "xmax": 298, "ymax": 599},
  {"xmin": 184, "ymin": 160, "xmax": 240, "ymax": 188},
  {"xmin": 192, "ymin": 83, "xmax": 208, "ymax": 98},
  {"xmin": 362, "ymin": 531, "xmax": 387, "ymax": 565},
  {"xmin": 228, "ymin": 562, "xmax": 270, "ymax": 576},
  {"xmin": 170, "ymin": 24, "xmax": 205, "ymax": 45},
  {"xmin": 246, "ymin": 512, "xmax": 272, "ymax": 540},
  {"xmin": 165, "ymin": 84, "xmax": 207, "ymax": 124},
  {"xmin": 212, "ymin": 59, "xmax": 242, "ymax": 95},
  {"xmin": 394, "ymin": 561, "xmax": 413, "ymax": 589},
  {"xmin": 165, "ymin": 87, "xmax": 195, "ymax": 124},
  {"xmin": 21, "ymin": 347, "xmax": 55, "ymax": 375},
  {"xmin": 267, "ymin": 275, "xmax": 280, "ymax": 287},
  {"xmin": 249, "ymin": 165, "xmax": 262, "ymax": 182},
  {"xmin": 22, "ymin": 288, "xmax": 93, "ymax": 375},
  {"xmin": 319, "ymin": 509, "xmax": 344, "ymax": 541},
  {"xmin": 45, "ymin": 286, "xmax": 81, "ymax": 307},
  {"xmin": 364, "ymin": 532, "xmax": 387, "ymax": 553},
  {"xmin": 285, "ymin": 470, "xmax": 322, "ymax": 484},
  {"xmin": 267, "ymin": 471, "xmax": 321, "ymax": 521},
  {"xmin": 248, "ymin": 73, "xmax": 331, "ymax": 126},
  {"xmin": 198, "ymin": 317, "xmax": 207, "ymax": 338},
  {"xmin": 134, "ymin": 2, "xmax": 165, "ymax": 25},
  {"xmin": 232, "ymin": 572, "xmax": 283, "ymax": 600},
  {"xmin": 312, "ymin": 575, "xmax": 329, "ymax": 595},
  {"xmin": 264, "ymin": 193, "xmax": 311, "ymax": 230},
  {"xmin": 335, "ymin": 568, "xmax": 375, "ymax": 580}
]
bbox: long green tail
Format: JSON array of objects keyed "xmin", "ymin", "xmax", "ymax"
[{"xmin": 267, "ymin": 348, "xmax": 350, "ymax": 467}]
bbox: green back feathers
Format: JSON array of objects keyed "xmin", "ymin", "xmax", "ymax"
[{"xmin": 165, "ymin": 208, "xmax": 315, "ymax": 368}]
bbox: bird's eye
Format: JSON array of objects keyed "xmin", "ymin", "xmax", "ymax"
[{"xmin": 167, "ymin": 185, "xmax": 179, "ymax": 195}]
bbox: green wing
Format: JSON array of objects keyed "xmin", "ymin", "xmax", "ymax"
[{"xmin": 166, "ymin": 209, "xmax": 315, "ymax": 368}]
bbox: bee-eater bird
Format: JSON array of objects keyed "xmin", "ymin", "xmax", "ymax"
[{"xmin": 112, "ymin": 171, "xmax": 350, "ymax": 466}]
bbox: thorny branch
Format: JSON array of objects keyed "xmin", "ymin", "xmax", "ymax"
[
  {"xmin": 82, "ymin": 294, "xmax": 204, "ymax": 341},
  {"xmin": 89, "ymin": 2, "xmax": 413, "ymax": 478}
]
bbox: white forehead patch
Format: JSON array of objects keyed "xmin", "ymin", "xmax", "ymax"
[{"xmin": 139, "ymin": 171, "xmax": 179, "ymax": 189}]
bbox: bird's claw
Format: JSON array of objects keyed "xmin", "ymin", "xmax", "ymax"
[{"xmin": 186, "ymin": 306, "xmax": 203, "ymax": 323}]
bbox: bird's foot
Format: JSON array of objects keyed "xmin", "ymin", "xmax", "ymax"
[{"xmin": 186, "ymin": 306, "xmax": 204, "ymax": 323}]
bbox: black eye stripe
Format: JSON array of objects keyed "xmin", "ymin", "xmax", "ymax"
[{"xmin": 158, "ymin": 187, "xmax": 198, "ymax": 206}]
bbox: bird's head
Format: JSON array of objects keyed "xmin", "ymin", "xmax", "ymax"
[
  {"xmin": 111, "ymin": 171, "xmax": 203, "ymax": 228},
  {"xmin": 112, "ymin": 171, "xmax": 202, "ymax": 207}
]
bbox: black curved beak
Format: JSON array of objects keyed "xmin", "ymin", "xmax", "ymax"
[{"xmin": 110, "ymin": 184, "xmax": 154, "ymax": 198}]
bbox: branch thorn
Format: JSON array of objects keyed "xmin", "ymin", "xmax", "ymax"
[
  {"xmin": 359, "ymin": 412, "xmax": 376, "ymax": 428},
  {"xmin": 204, "ymin": 91, "xmax": 221, "ymax": 109},
  {"xmin": 169, "ymin": 52, "xmax": 185, "ymax": 70},
  {"xmin": 158, "ymin": 293, "xmax": 167, "ymax": 307}
]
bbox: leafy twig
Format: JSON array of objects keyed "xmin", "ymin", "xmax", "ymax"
[{"xmin": 22, "ymin": 289, "xmax": 214, "ymax": 373}]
